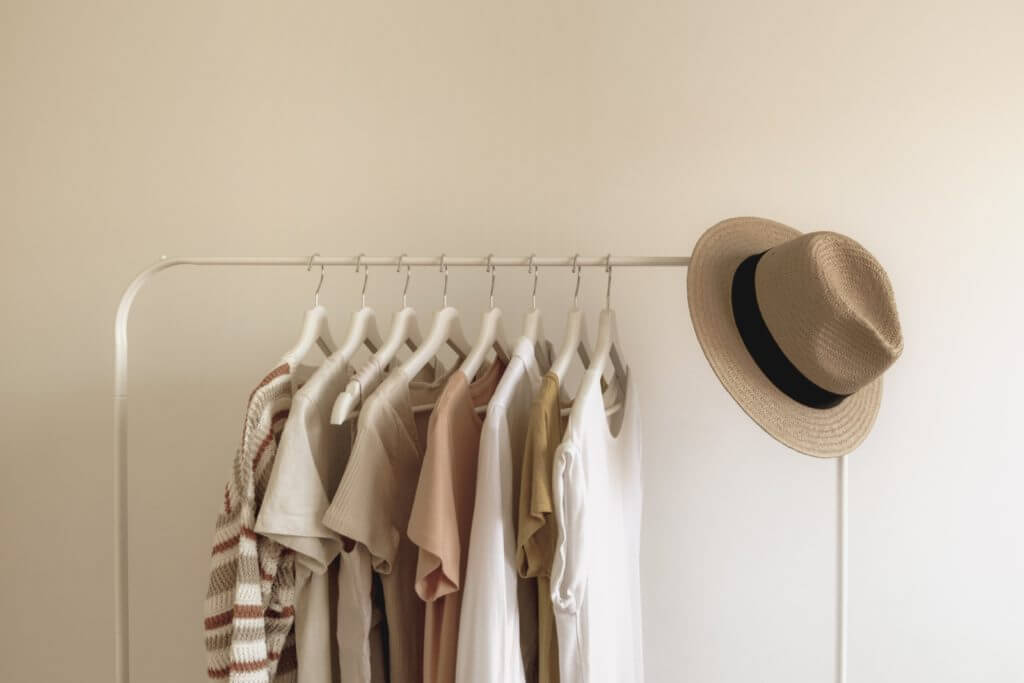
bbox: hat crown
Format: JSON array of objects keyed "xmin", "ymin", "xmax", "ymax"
[{"xmin": 754, "ymin": 232, "xmax": 903, "ymax": 395}]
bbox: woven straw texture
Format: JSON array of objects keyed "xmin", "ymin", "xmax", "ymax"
[{"xmin": 687, "ymin": 217, "xmax": 898, "ymax": 457}]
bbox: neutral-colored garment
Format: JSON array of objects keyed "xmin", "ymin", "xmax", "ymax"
[
  {"xmin": 550, "ymin": 369, "xmax": 643, "ymax": 683},
  {"xmin": 517, "ymin": 371, "xmax": 566, "ymax": 683},
  {"xmin": 457, "ymin": 338, "xmax": 550, "ymax": 683},
  {"xmin": 408, "ymin": 359, "xmax": 505, "ymax": 683},
  {"xmin": 205, "ymin": 363, "xmax": 304, "ymax": 683},
  {"xmin": 321, "ymin": 362, "xmax": 465, "ymax": 683},
  {"xmin": 255, "ymin": 351, "xmax": 356, "ymax": 683},
  {"xmin": 335, "ymin": 545, "xmax": 389, "ymax": 683},
  {"xmin": 291, "ymin": 565, "xmax": 339, "ymax": 682}
]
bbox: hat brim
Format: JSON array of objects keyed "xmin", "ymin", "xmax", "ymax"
[{"xmin": 687, "ymin": 217, "xmax": 882, "ymax": 458}]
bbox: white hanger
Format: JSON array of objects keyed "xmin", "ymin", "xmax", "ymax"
[
  {"xmin": 457, "ymin": 254, "xmax": 511, "ymax": 380},
  {"xmin": 548, "ymin": 254, "xmax": 597, "ymax": 385},
  {"xmin": 331, "ymin": 255, "xmax": 429, "ymax": 425},
  {"xmin": 280, "ymin": 253, "xmax": 338, "ymax": 368},
  {"xmin": 589, "ymin": 255, "xmax": 627, "ymax": 415},
  {"xmin": 332, "ymin": 255, "xmax": 384, "ymax": 363},
  {"xmin": 522, "ymin": 254, "xmax": 550, "ymax": 364},
  {"xmin": 398, "ymin": 254, "xmax": 471, "ymax": 383}
]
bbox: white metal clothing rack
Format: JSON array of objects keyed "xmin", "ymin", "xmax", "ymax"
[{"xmin": 112, "ymin": 254, "xmax": 847, "ymax": 683}]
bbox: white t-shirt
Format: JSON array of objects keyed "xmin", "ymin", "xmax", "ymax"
[
  {"xmin": 255, "ymin": 351, "xmax": 354, "ymax": 683},
  {"xmin": 550, "ymin": 366, "xmax": 644, "ymax": 683},
  {"xmin": 456, "ymin": 337, "xmax": 551, "ymax": 683}
]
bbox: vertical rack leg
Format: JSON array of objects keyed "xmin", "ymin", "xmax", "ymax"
[
  {"xmin": 114, "ymin": 393, "xmax": 129, "ymax": 683},
  {"xmin": 837, "ymin": 455, "xmax": 848, "ymax": 683},
  {"xmin": 113, "ymin": 259, "xmax": 168, "ymax": 683}
]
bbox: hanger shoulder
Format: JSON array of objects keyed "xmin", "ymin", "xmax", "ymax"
[
  {"xmin": 445, "ymin": 309, "xmax": 471, "ymax": 358},
  {"xmin": 593, "ymin": 308, "xmax": 627, "ymax": 390},
  {"xmin": 458, "ymin": 307, "xmax": 510, "ymax": 379},
  {"xmin": 280, "ymin": 304, "xmax": 335, "ymax": 368},
  {"xmin": 396, "ymin": 307, "xmax": 424, "ymax": 350},
  {"xmin": 523, "ymin": 308, "xmax": 554, "ymax": 368},
  {"xmin": 400, "ymin": 306, "xmax": 466, "ymax": 382},
  {"xmin": 550, "ymin": 307, "xmax": 592, "ymax": 383},
  {"xmin": 337, "ymin": 306, "xmax": 386, "ymax": 360},
  {"xmin": 523, "ymin": 308, "xmax": 543, "ymax": 344},
  {"xmin": 364, "ymin": 315, "xmax": 384, "ymax": 353}
]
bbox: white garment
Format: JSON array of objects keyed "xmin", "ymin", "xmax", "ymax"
[
  {"xmin": 550, "ymin": 367, "xmax": 644, "ymax": 683},
  {"xmin": 255, "ymin": 352, "xmax": 354, "ymax": 683},
  {"xmin": 456, "ymin": 337, "xmax": 549, "ymax": 683}
]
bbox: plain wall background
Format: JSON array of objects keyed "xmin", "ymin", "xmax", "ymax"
[{"xmin": 2, "ymin": 1, "xmax": 1022, "ymax": 681}]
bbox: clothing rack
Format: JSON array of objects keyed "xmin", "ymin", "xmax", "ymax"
[{"xmin": 112, "ymin": 254, "xmax": 846, "ymax": 683}]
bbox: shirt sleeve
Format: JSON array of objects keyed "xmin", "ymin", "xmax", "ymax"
[
  {"xmin": 550, "ymin": 441, "xmax": 587, "ymax": 615},
  {"xmin": 517, "ymin": 405, "xmax": 555, "ymax": 579},
  {"xmin": 321, "ymin": 419, "xmax": 400, "ymax": 574},
  {"xmin": 408, "ymin": 409, "xmax": 460, "ymax": 602},
  {"xmin": 256, "ymin": 396, "xmax": 343, "ymax": 574},
  {"xmin": 205, "ymin": 391, "xmax": 296, "ymax": 681}
]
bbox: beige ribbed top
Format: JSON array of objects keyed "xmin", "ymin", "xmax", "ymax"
[
  {"xmin": 322, "ymin": 362, "xmax": 501, "ymax": 682},
  {"xmin": 321, "ymin": 370, "xmax": 436, "ymax": 682}
]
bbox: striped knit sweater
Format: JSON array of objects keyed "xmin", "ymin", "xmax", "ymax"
[{"xmin": 205, "ymin": 364, "xmax": 299, "ymax": 682}]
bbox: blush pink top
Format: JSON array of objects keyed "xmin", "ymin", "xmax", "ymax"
[{"xmin": 408, "ymin": 360, "xmax": 505, "ymax": 683}]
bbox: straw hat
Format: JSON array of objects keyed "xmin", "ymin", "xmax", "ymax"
[{"xmin": 687, "ymin": 217, "xmax": 903, "ymax": 457}]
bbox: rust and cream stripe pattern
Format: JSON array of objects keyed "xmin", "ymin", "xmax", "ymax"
[{"xmin": 205, "ymin": 364, "xmax": 299, "ymax": 682}]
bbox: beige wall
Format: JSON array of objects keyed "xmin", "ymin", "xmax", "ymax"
[{"xmin": 3, "ymin": 1, "xmax": 1022, "ymax": 681}]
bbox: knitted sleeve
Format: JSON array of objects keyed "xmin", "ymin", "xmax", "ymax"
[{"xmin": 204, "ymin": 367, "xmax": 298, "ymax": 682}]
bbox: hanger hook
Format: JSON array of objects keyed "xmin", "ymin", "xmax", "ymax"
[
  {"xmin": 605, "ymin": 253, "xmax": 613, "ymax": 309},
  {"xmin": 355, "ymin": 253, "xmax": 369, "ymax": 308},
  {"xmin": 572, "ymin": 254, "xmax": 582, "ymax": 308},
  {"xmin": 439, "ymin": 254, "xmax": 449, "ymax": 308},
  {"xmin": 307, "ymin": 252, "xmax": 325, "ymax": 307},
  {"xmin": 486, "ymin": 254, "xmax": 497, "ymax": 310},
  {"xmin": 397, "ymin": 253, "xmax": 410, "ymax": 308},
  {"xmin": 528, "ymin": 253, "xmax": 539, "ymax": 311}
]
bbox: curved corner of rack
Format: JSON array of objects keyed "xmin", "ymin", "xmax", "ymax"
[{"xmin": 113, "ymin": 257, "xmax": 192, "ymax": 393}]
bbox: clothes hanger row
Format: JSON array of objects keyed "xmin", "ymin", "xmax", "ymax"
[
  {"xmin": 112, "ymin": 251, "xmax": 689, "ymax": 683},
  {"xmin": 283, "ymin": 252, "xmax": 627, "ymax": 423}
]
